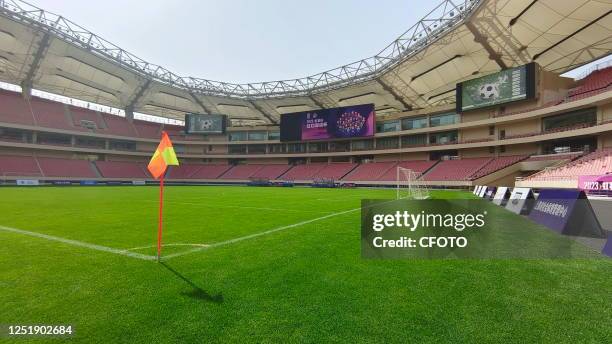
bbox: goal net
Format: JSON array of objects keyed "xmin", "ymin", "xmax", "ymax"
[{"xmin": 396, "ymin": 167, "xmax": 429, "ymax": 200}]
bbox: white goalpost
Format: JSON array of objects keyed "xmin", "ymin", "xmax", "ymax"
[{"xmin": 396, "ymin": 167, "xmax": 429, "ymax": 200}]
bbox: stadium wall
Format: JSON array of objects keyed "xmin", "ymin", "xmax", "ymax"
[{"xmin": 0, "ymin": 66, "xmax": 611, "ymax": 188}]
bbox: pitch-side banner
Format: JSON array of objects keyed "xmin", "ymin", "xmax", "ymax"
[
  {"xmin": 578, "ymin": 175, "xmax": 612, "ymax": 192},
  {"xmin": 492, "ymin": 187, "xmax": 511, "ymax": 206},
  {"xmin": 528, "ymin": 189, "xmax": 606, "ymax": 238},
  {"xmin": 16, "ymin": 179, "xmax": 39, "ymax": 186},
  {"xmin": 477, "ymin": 186, "xmax": 488, "ymax": 198},
  {"xmin": 505, "ymin": 187, "xmax": 535, "ymax": 214},
  {"xmin": 528, "ymin": 189, "xmax": 581, "ymax": 233}
]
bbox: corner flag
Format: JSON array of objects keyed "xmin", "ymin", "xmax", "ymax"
[
  {"xmin": 147, "ymin": 131, "xmax": 179, "ymax": 179},
  {"xmin": 148, "ymin": 131, "xmax": 179, "ymax": 262}
]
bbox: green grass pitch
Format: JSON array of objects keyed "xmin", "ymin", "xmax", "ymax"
[{"xmin": 1, "ymin": 186, "xmax": 611, "ymax": 343}]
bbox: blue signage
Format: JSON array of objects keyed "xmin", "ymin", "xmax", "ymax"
[
  {"xmin": 529, "ymin": 189, "xmax": 580, "ymax": 233},
  {"xmin": 529, "ymin": 188, "xmax": 605, "ymax": 238}
]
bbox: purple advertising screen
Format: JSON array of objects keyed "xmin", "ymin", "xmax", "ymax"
[
  {"xmin": 528, "ymin": 189, "xmax": 582, "ymax": 233},
  {"xmin": 280, "ymin": 104, "xmax": 375, "ymax": 142}
]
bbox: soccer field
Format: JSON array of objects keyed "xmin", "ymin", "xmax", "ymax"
[{"xmin": 1, "ymin": 186, "xmax": 611, "ymax": 343}]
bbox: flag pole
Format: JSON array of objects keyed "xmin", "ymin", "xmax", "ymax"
[{"xmin": 157, "ymin": 173, "xmax": 164, "ymax": 262}]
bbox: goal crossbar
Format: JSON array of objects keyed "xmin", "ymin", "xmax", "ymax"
[{"xmin": 396, "ymin": 167, "xmax": 429, "ymax": 200}]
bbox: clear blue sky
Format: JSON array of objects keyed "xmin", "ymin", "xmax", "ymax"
[{"xmin": 32, "ymin": 0, "xmax": 433, "ymax": 83}]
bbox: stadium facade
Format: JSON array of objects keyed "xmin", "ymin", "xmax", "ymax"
[{"xmin": 0, "ymin": 0, "xmax": 611, "ymax": 189}]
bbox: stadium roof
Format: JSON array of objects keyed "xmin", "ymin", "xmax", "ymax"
[{"xmin": 0, "ymin": 0, "xmax": 610, "ymax": 125}]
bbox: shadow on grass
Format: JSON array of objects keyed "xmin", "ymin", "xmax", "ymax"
[{"xmin": 160, "ymin": 262, "xmax": 224, "ymax": 304}]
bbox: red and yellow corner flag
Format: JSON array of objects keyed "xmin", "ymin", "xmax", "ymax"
[{"xmin": 147, "ymin": 131, "xmax": 179, "ymax": 179}]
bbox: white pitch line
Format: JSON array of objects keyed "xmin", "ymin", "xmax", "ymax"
[
  {"xmin": 124, "ymin": 243, "xmax": 209, "ymax": 252},
  {"xmin": 163, "ymin": 206, "xmax": 360, "ymax": 260},
  {"xmin": 0, "ymin": 225, "xmax": 156, "ymax": 261}
]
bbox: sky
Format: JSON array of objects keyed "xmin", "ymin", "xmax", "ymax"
[{"xmin": 31, "ymin": 0, "xmax": 433, "ymax": 84}]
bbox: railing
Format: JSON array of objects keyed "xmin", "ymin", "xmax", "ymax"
[{"xmin": 1, "ymin": 171, "xmax": 43, "ymax": 183}]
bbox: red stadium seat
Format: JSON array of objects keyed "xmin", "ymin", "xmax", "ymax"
[
  {"xmin": 37, "ymin": 157, "xmax": 97, "ymax": 178},
  {"xmin": 220, "ymin": 165, "xmax": 264, "ymax": 179},
  {"xmin": 421, "ymin": 158, "xmax": 491, "ymax": 181},
  {"xmin": 251, "ymin": 165, "xmax": 292, "ymax": 179},
  {"xmin": 0, "ymin": 90, "xmax": 35, "ymax": 125},
  {"xmin": 0, "ymin": 155, "xmax": 41, "ymax": 177},
  {"xmin": 377, "ymin": 161, "xmax": 438, "ymax": 181},
  {"xmin": 95, "ymin": 161, "xmax": 149, "ymax": 178},
  {"xmin": 343, "ymin": 162, "xmax": 396, "ymax": 181}
]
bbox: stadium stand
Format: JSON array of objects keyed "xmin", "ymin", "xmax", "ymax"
[
  {"xmin": 164, "ymin": 124, "xmax": 197, "ymax": 140},
  {"xmin": 163, "ymin": 124, "xmax": 183, "ymax": 136},
  {"xmin": 525, "ymin": 149, "xmax": 612, "ymax": 181},
  {"xmin": 250, "ymin": 164, "xmax": 292, "ymax": 180},
  {"xmin": 567, "ymin": 66, "xmax": 612, "ymax": 101},
  {"xmin": 343, "ymin": 162, "xmax": 397, "ymax": 181},
  {"xmin": 94, "ymin": 161, "xmax": 149, "ymax": 178},
  {"xmin": 0, "ymin": 154, "xmax": 534, "ymax": 182},
  {"xmin": 0, "ymin": 90, "xmax": 34, "ymax": 125},
  {"xmin": 0, "ymin": 155, "xmax": 41, "ymax": 176},
  {"xmin": 524, "ymin": 153, "xmax": 581, "ymax": 162},
  {"xmin": 30, "ymin": 99, "xmax": 85, "ymax": 132},
  {"xmin": 377, "ymin": 161, "xmax": 438, "ymax": 181},
  {"xmin": 100, "ymin": 113, "xmax": 138, "ymax": 137},
  {"xmin": 469, "ymin": 156, "xmax": 527, "ymax": 180},
  {"xmin": 220, "ymin": 164, "xmax": 264, "ymax": 179},
  {"xmin": 189, "ymin": 165, "xmax": 232, "ymax": 179},
  {"xmin": 281, "ymin": 164, "xmax": 326, "ymax": 180},
  {"xmin": 133, "ymin": 120, "xmax": 161, "ymax": 139},
  {"xmin": 315, "ymin": 163, "xmax": 357, "ymax": 180},
  {"xmin": 166, "ymin": 164, "xmax": 202, "ymax": 179},
  {"xmin": 37, "ymin": 157, "xmax": 97, "ymax": 178},
  {"xmin": 161, "ymin": 164, "xmax": 224, "ymax": 180},
  {"xmin": 422, "ymin": 158, "xmax": 492, "ymax": 181},
  {"xmin": 69, "ymin": 107, "xmax": 105, "ymax": 131}
]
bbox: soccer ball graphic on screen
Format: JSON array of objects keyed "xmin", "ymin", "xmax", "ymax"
[
  {"xmin": 200, "ymin": 119, "xmax": 214, "ymax": 129},
  {"xmin": 479, "ymin": 83, "xmax": 499, "ymax": 100}
]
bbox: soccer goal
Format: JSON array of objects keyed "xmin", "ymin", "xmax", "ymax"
[{"xmin": 396, "ymin": 167, "xmax": 429, "ymax": 200}]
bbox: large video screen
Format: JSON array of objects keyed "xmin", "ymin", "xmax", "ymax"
[
  {"xmin": 456, "ymin": 62, "xmax": 536, "ymax": 112},
  {"xmin": 185, "ymin": 113, "xmax": 227, "ymax": 134},
  {"xmin": 280, "ymin": 104, "xmax": 375, "ymax": 142}
]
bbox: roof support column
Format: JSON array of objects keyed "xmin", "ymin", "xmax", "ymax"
[
  {"xmin": 20, "ymin": 32, "xmax": 52, "ymax": 99},
  {"xmin": 308, "ymin": 95, "xmax": 326, "ymax": 109},
  {"xmin": 124, "ymin": 79, "xmax": 152, "ymax": 121},
  {"xmin": 248, "ymin": 100, "xmax": 277, "ymax": 124},
  {"xmin": 376, "ymin": 78, "xmax": 412, "ymax": 111},
  {"xmin": 465, "ymin": 21, "xmax": 507, "ymax": 69},
  {"xmin": 124, "ymin": 108, "xmax": 134, "ymax": 121},
  {"xmin": 189, "ymin": 93, "xmax": 211, "ymax": 114}
]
